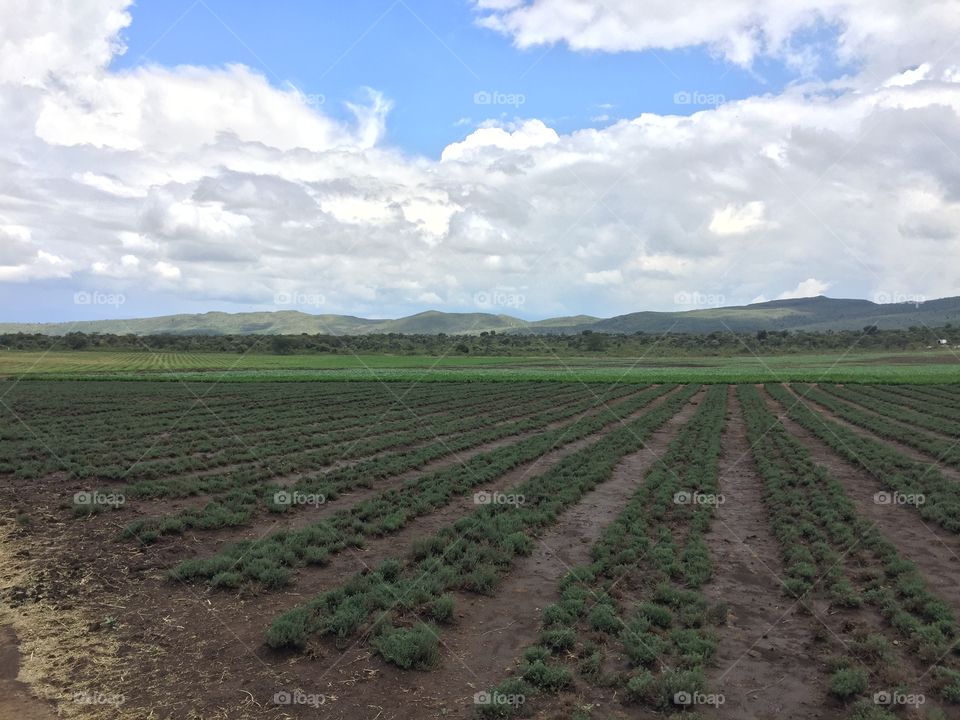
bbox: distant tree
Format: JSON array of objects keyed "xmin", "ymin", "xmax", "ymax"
[
  {"xmin": 863, "ymin": 324, "xmax": 879, "ymax": 335},
  {"xmin": 64, "ymin": 332, "xmax": 89, "ymax": 349},
  {"xmin": 756, "ymin": 329, "xmax": 769, "ymax": 342},
  {"xmin": 584, "ymin": 333, "xmax": 607, "ymax": 352},
  {"xmin": 271, "ymin": 336, "xmax": 296, "ymax": 355},
  {"xmin": 455, "ymin": 342, "xmax": 470, "ymax": 354}
]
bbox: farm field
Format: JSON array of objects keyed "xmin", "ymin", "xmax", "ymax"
[
  {"xmin": 2, "ymin": 380, "xmax": 960, "ymax": 719},
  {"xmin": 1, "ymin": 348, "xmax": 959, "ymax": 383}
]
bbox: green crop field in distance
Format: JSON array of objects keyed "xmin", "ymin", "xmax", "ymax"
[{"xmin": 0, "ymin": 349, "xmax": 958, "ymax": 383}]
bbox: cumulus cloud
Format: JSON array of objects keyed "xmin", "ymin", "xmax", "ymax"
[
  {"xmin": 778, "ymin": 278, "xmax": 831, "ymax": 299},
  {"xmin": 0, "ymin": 0, "xmax": 959, "ymax": 321},
  {"xmin": 709, "ymin": 202, "xmax": 769, "ymax": 236},
  {"xmin": 474, "ymin": 0, "xmax": 960, "ymax": 75}
]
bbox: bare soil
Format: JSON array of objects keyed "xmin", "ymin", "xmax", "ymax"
[{"xmin": 701, "ymin": 387, "xmax": 833, "ymax": 719}]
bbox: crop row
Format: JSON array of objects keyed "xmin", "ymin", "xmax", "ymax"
[
  {"xmin": 119, "ymin": 383, "xmax": 640, "ymax": 536},
  {"xmin": 739, "ymin": 385, "xmax": 960, "ymax": 711},
  {"xmin": 817, "ymin": 384, "xmax": 960, "ymax": 438},
  {"xmin": 5, "ymin": 382, "xmax": 571, "ymax": 479},
  {"xmin": 261, "ymin": 385, "xmax": 704, "ymax": 668},
  {"xmin": 766, "ymin": 384, "xmax": 960, "ymax": 533},
  {"xmin": 865, "ymin": 385, "xmax": 960, "ymax": 423},
  {"xmin": 167, "ymin": 384, "xmax": 682, "ymax": 588},
  {"xmin": 472, "ymin": 384, "xmax": 729, "ymax": 717},
  {"xmin": 91, "ymin": 382, "xmax": 586, "ymax": 483},
  {"xmin": 789, "ymin": 384, "xmax": 960, "ymax": 471}
]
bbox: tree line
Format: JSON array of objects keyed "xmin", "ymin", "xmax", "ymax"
[{"xmin": 1, "ymin": 325, "xmax": 957, "ymax": 356}]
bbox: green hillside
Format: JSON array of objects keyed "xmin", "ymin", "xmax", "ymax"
[{"xmin": 2, "ymin": 296, "xmax": 958, "ymax": 336}]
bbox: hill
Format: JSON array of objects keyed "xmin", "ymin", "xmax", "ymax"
[{"xmin": 1, "ymin": 296, "xmax": 958, "ymax": 336}]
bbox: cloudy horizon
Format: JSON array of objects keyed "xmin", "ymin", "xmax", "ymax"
[{"xmin": 1, "ymin": 0, "xmax": 959, "ymax": 323}]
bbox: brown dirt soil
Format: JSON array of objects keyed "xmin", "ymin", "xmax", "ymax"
[
  {"xmin": 129, "ymin": 385, "xmax": 664, "ymax": 573},
  {"xmin": 700, "ymin": 387, "xmax": 834, "ymax": 719},
  {"xmin": 119, "ymin": 387, "xmax": 641, "ymax": 542},
  {"xmin": 811, "ymin": 384, "xmax": 958, "ymax": 442},
  {"xmin": 785, "ymin": 385, "xmax": 960, "ymax": 484},
  {"xmin": 0, "ymin": 387, "xmax": 674, "ymax": 719},
  {"xmin": 0, "ymin": 625, "xmax": 57, "ymax": 719},
  {"xmin": 764, "ymin": 385, "xmax": 960, "ymax": 620},
  {"xmin": 316, "ymin": 388, "xmax": 706, "ymax": 719},
  {"xmin": 8, "ymin": 383, "xmax": 958, "ymax": 719}
]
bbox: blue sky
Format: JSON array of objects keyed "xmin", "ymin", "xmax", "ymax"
[
  {"xmin": 113, "ymin": 0, "xmax": 813, "ymax": 158},
  {"xmin": 2, "ymin": 0, "xmax": 956, "ymax": 324}
]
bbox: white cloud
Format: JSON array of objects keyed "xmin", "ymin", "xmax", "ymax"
[
  {"xmin": 709, "ymin": 201, "xmax": 769, "ymax": 236},
  {"xmin": 152, "ymin": 261, "xmax": 181, "ymax": 281},
  {"xmin": 441, "ymin": 119, "xmax": 559, "ymax": 161},
  {"xmin": 778, "ymin": 278, "xmax": 831, "ymax": 299},
  {"xmin": 1, "ymin": 0, "xmax": 960, "ymax": 319},
  {"xmin": 474, "ymin": 1, "xmax": 960, "ymax": 75}
]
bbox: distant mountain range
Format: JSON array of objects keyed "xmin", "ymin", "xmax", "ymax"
[{"xmin": 3, "ymin": 296, "xmax": 959, "ymax": 336}]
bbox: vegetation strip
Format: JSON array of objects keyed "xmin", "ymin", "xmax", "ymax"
[
  {"xmin": 740, "ymin": 385, "xmax": 960, "ymax": 713},
  {"xmin": 766, "ymin": 383, "xmax": 960, "ymax": 533},
  {"xmin": 121, "ymin": 384, "xmax": 642, "ymax": 539},
  {"xmin": 263, "ymin": 385, "xmax": 704, "ymax": 656},
  {"xmin": 168, "ymin": 385, "xmax": 679, "ymax": 587},
  {"xmin": 465, "ymin": 385, "xmax": 728, "ymax": 717}
]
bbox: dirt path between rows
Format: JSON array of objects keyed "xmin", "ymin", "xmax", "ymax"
[
  {"xmin": 137, "ymin": 386, "xmax": 659, "ymax": 568},
  {"xmin": 267, "ymin": 386, "xmax": 680, "ymax": 608},
  {"xmin": 701, "ymin": 387, "xmax": 834, "ymax": 720},
  {"xmin": 59, "ymin": 389, "xmax": 683, "ymax": 719},
  {"xmin": 812, "ymin": 384, "xmax": 958, "ymax": 442},
  {"xmin": 764, "ymin": 386, "xmax": 960, "ymax": 620},
  {"xmin": 784, "ymin": 385, "xmax": 960, "ymax": 484},
  {"xmin": 302, "ymin": 388, "xmax": 706, "ymax": 720},
  {"xmin": 0, "ymin": 626, "xmax": 57, "ymax": 720}
]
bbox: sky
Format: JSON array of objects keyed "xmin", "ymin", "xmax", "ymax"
[{"xmin": 1, "ymin": 0, "xmax": 959, "ymax": 323}]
